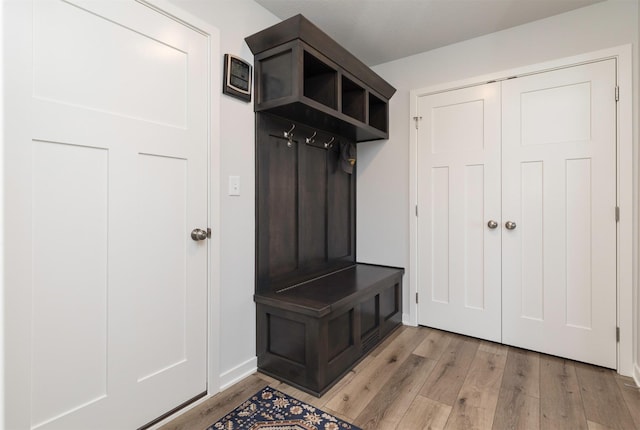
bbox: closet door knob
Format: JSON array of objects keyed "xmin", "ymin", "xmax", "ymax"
[
  {"xmin": 505, "ymin": 221, "xmax": 517, "ymax": 230},
  {"xmin": 487, "ymin": 220, "xmax": 498, "ymax": 229},
  {"xmin": 191, "ymin": 228, "xmax": 208, "ymax": 241}
]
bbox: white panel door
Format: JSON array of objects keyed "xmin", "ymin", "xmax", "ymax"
[
  {"xmin": 6, "ymin": 1, "xmax": 209, "ymax": 429},
  {"xmin": 416, "ymin": 83, "xmax": 502, "ymax": 342},
  {"xmin": 501, "ymin": 60, "xmax": 617, "ymax": 368},
  {"xmin": 415, "ymin": 59, "xmax": 617, "ymax": 368}
]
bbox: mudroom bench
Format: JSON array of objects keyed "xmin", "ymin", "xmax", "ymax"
[
  {"xmin": 247, "ymin": 15, "xmax": 401, "ymax": 397},
  {"xmin": 255, "ymin": 263, "xmax": 403, "ymax": 396}
]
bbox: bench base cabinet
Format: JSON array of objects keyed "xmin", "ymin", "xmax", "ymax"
[{"xmin": 255, "ymin": 264, "xmax": 403, "ymax": 396}]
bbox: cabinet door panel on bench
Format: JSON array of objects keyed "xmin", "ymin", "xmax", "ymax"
[
  {"xmin": 380, "ymin": 281, "xmax": 402, "ymax": 338},
  {"xmin": 268, "ymin": 314, "xmax": 306, "ymax": 365},
  {"xmin": 258, "ymin": 304, "xmax": 360, "ymax": 394},
  {"xmin": 360, "ymin": 295, "xmax": 378, "ymax": 337},
  {"xmin": 328, "ymin": 309, "xmax": 354, "ymax": 361},
  {"xmin": 258, "ymin": 306, "xmax": 316, "ymax": 390}
]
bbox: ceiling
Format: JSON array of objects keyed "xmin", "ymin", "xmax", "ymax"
[{"xmin": 255, "ymin": 0, "xmax": 605, "ymax": 66}]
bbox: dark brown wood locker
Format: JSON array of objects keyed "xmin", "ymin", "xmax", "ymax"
[{"xmin": 247, "ymin": 14, "xmax": 404, "ymax": 396}]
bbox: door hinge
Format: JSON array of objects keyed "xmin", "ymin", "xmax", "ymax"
[
  {"xmin": 413, "ymin": 116, "xmax": 423, "ymax": 129},
  {"xmin": 415, "ymin": 205, "xmax": 418, "ymax": 217},
  {"xmin": 615, "ymin": 86, "xmax": 620, "ymax": 102},
  {"xmin": 615, "ymin": 206, "xmax": 620, "ymax": 222},
  {"xmin": 416, "ymin": 292, "xmax": 419, "ymax": 304},
  {"xmin": 616, "ymin": 326, "xmax": 620, "ymax": 342}
]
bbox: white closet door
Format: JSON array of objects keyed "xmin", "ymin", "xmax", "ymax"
[
  {"xmin": 416, "ymin": 83, "xmax": 502, "ymax": 342},
  {"xmin": 501, "ymin": 59, "xmax": 617, "ymax": 368},
  {"xmin": 6, "ymin": 1, "xmax": 209, "ymax": 429}
]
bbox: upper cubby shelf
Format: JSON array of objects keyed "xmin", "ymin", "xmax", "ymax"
[{"xmin": 245, "ymin": 14, "xmax": 396, "ymax": 142}]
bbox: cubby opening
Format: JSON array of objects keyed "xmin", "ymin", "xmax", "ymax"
[
  {"xmin": 303, "ymin": 51, "xmax": 337, "ymax": 109},
  {"xmin": 341, "ymin": 76, "xmax": 366, "ymax": 122},
  {"xmin": 368, "ymin": 93, "xmax": 388, "ymax": 133}
]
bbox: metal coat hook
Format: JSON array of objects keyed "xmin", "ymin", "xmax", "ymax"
[
  {"xmin": 305, "ymin": 131, "xmax": 317, "ymax": 145},
  {"xmin": 284, "ymin": 124, "xmax": 295, "ymax": 147},
  {"xmin": 323, "ymin": 137, "xmax": 335, "ymax": 149}
]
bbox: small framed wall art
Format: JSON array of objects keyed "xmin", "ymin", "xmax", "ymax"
[{"xmin": 223, "ymin": 54, "xmax": 252, "ymax": 102}]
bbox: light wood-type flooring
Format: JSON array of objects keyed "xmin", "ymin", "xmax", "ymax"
[{"xmin": 160, "ymin": 326, "xmax": 640, "ymax": 430}]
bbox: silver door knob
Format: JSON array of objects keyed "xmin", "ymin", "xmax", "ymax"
[
  {"xmin": 505, "ymin": 221, "xmax": 517, "ymax": 230},
  {"xmin": 487, "ymin": 220, "xmax": 498, "ymax": 229},
  {"xmin": 191, "ymin": 228, "xmax": 208, "ymax": 241}
]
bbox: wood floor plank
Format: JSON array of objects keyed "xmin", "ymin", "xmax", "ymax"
[
  {"xmin": 396, "ymin": 395, "xmax": 452, "ymax": 430},
  {"xmin": 444, "ymin": 403, "xmax": 496, "ymax": 430},
  {"xmin": 492, "ymin": 389, "xmax": 539, "ymax": 430},
  {"xmin": 478, "ymin": 340, "xmax": 509, "ymax": 358},
  {"xmin": 492, "ymin": 348, "xmax": 541, "ymax": 430},
  {"xmin": 314, "ymin": 354, "xmax": 375, "ymax": 407},
  {"xmin": 614, "ymin": 375, "xmax": 640, "ymax": 428},
  {"xmin": 444, "ymin": 349, "xmax": 507, "ymax": 430},
  {"xmin": 324, "ymin": 326, "xmax": 425, "ymax": 419},
  {"xmin": 158, "ymin": 374, "xmax": 268, "ymax": 430},
  {"xmin": 413, "ymin": 328, "xmax": 452, "ymax": 361},
  {"xmin": 500, "ymin": 348, "xmax": 540, "ymax": 398},
  {"xmin": 268, "ymin": 354, "xmax": 377, "ymax": 411},
  {"xmin": 161, "ymin": 326, "xmax": 639, "ymax": 430},
  {"xmin": 353, "ymin": 354, "xmax": 436, "ymax": 429},
  {"xmin": 456, "ymin": 349, "xmax": 507, "ymax": 407},
  {"xmin": 419, "ymin": 334, "xmax": 480, "ymax": 406},
  {"xmin": 368, "ymin": 325, "xmax": 409, "ymax": 357},
  {"xmin": 574, "ymin": 362, "xmax": 636, "ymax": 430},
  {"xmin": 540, "ymin": 355, "xmax": 588, "ymax": 430},
  {"xmin": 587, "ymin": 420, "xmax": 617, "ymax": 430}
]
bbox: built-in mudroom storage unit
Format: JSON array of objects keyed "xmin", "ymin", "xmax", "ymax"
[{"xmin": 246, "ymin": 15, "xmax": 404, "ymax": 396}]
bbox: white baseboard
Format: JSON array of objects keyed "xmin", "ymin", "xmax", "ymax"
[
  {"xmin": 402, "ymin": 313, "xmax": 417, "ymax": 326},
  {"xmin": 634, "ymin": 363, "xmax": 640, "ymax": 387},
  {"xmin": 219, "ymin": 357, "xmax": 258, "ymax": 391}
]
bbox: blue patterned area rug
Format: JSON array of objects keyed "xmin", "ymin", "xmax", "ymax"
[{"xmin": 207, "ymin": 386, "xmax": 361, "ymax": 430}]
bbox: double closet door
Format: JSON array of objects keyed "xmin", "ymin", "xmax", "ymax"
[{"xmin": 416, "ymin": 59, "xmax": 617, "ymax": 368}]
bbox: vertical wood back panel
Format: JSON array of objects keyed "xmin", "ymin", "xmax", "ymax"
[
  {"xmin": 299, "ymin": 145, "xmax": 327, "ymax": 265},
  {"xmin": 256, "ymin": 113, "xmax": 356, "ymax": 293},
  {"xmin": 327, "ymin": 145, "xmax": 354, "ymax": 260}
]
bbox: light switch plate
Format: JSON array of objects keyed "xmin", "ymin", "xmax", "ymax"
[{"xmin": 228, "ymin": 176, "xmax": 240, "ymax": 196}]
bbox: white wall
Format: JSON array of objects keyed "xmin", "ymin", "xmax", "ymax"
[
  {"xmin": 360, "ymin": 0, "xmax": 639, "ymax": 353},
  {"xmin": 165, "ymin": 0, "xmax": 278, "ymax": 384}
]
